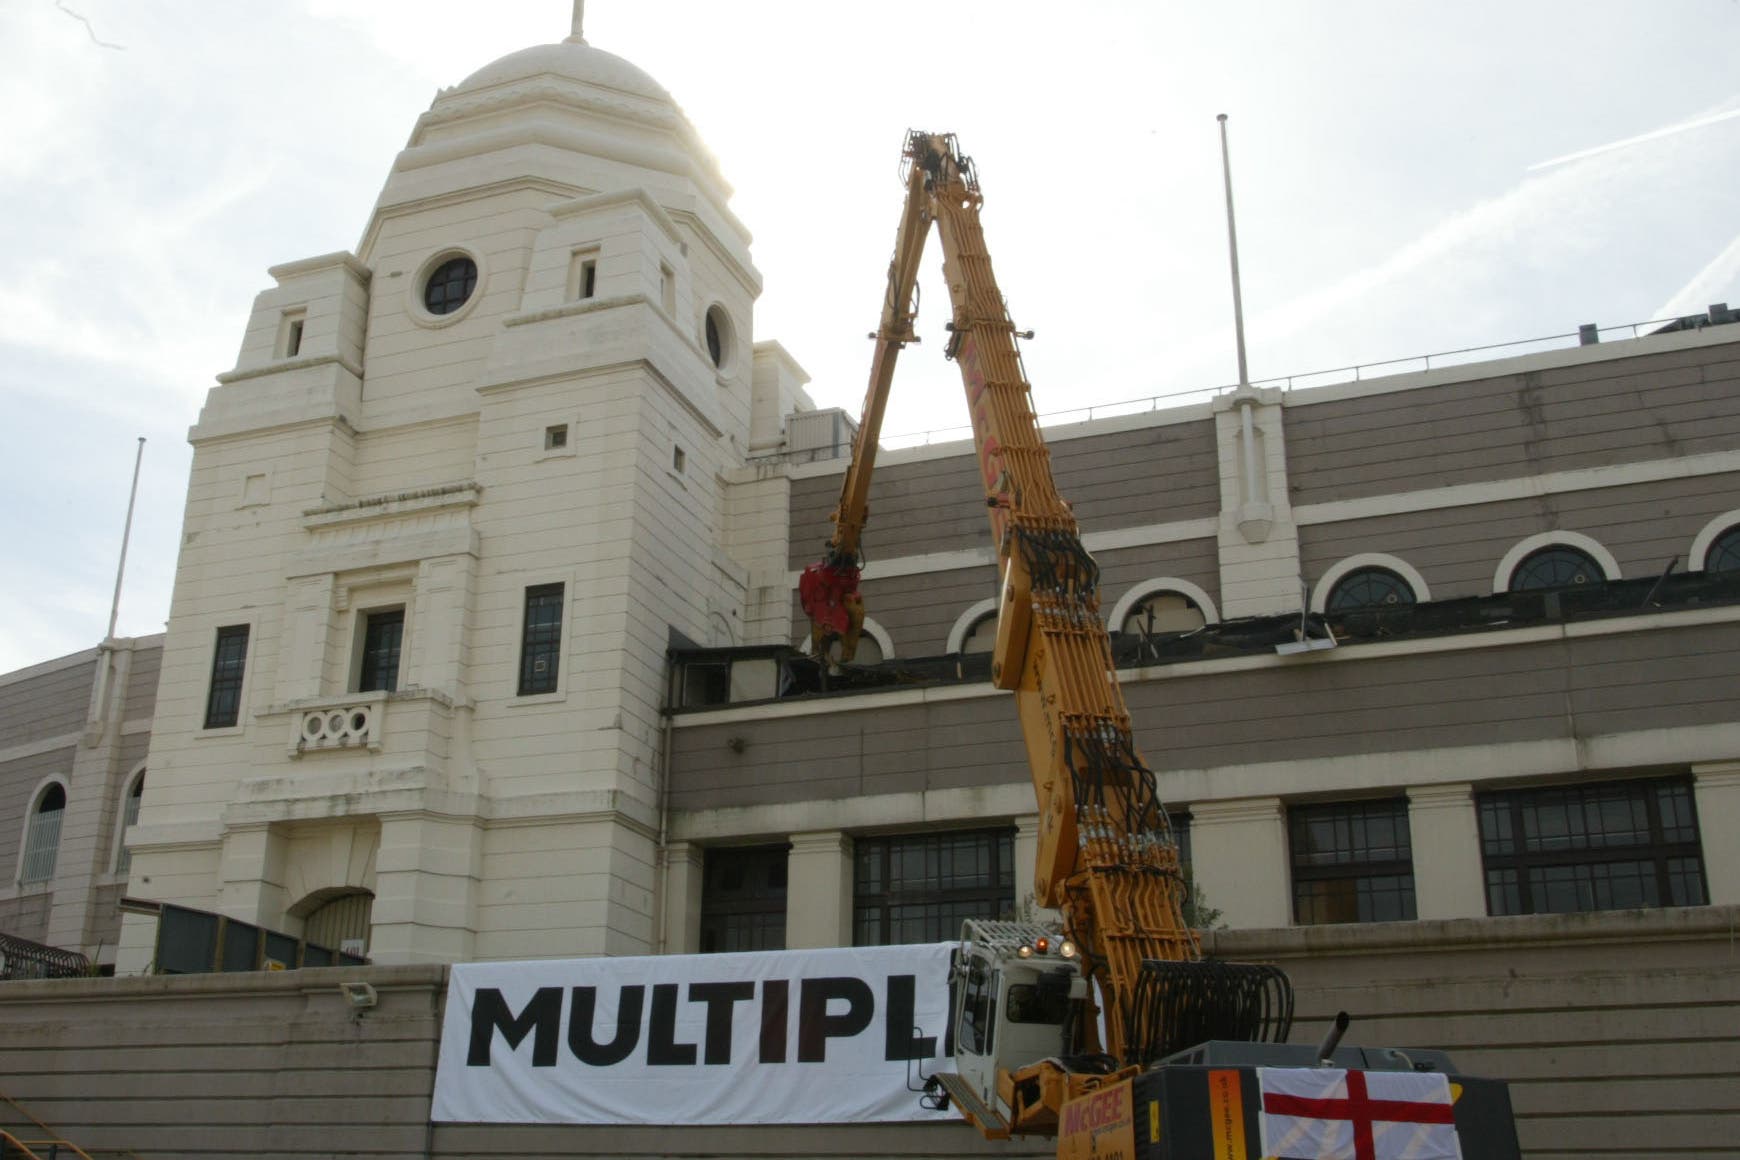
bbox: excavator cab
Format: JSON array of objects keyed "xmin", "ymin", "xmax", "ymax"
[{"xmin": 930, "ymin": 921, "xmax": 1101, "ymax": 1138}]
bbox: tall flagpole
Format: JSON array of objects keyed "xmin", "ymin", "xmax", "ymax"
[
  {"xmin": 107, "ymin": 437, "xmax": 146, "ymax": 641},
  {"xmin": 1217, "ymin": 113, "xmax": 1251, "ymax": 391}
]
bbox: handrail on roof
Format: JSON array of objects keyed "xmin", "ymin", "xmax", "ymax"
[{"xmin": 876, "ymin": 309, "xmax": 1729, "ymax": 450}]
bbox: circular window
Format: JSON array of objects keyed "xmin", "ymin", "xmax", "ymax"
[
  {"xmin": 1326, "ymin": 567, "xmax": 1416, "ymax": 612},
  {"xmin": 1708, "ymin": 526, "xmax": 1740, "ymax": 573},
  {"xmin": 423, "ymin": 256, "xmax": 478, "ymax": 316},
  {"xmin": 704, "ymin": 305, "xmax": 733, "ymax": 369},
  {"xmin": 1509, "ymin": 546, "xmax": 1605, "ymax": 591}
]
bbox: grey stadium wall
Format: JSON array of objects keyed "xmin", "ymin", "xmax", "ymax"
[{"xmin": 0, "ymin": 906, "xmax": 1734, "ymax": 1160}]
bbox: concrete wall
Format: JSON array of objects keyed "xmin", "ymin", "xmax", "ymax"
[{"xmin": 2, "ymin": 907, "xmax": 1733, "ymax": 1159}]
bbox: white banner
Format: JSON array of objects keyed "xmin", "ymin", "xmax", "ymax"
[{"xmin": 432, "ymin": 942, "xmax": 960, "ymax": 1125}]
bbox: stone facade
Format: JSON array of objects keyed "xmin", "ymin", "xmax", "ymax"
[{"xmin": 109, "ymin": 34, "xmax": 815, "ymax": 973}]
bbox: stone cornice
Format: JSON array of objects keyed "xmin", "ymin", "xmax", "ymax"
[
  {"xmin": 548, "ymin": 186, "xmax": 685, "ymax": 248},
  {"xmin": 302, "ymin": 482, "xmax": 482, "ymax": 531},
  {"xmin": 1204, "ymin": 903, "xmax": 1740, "ymax": 958},
  {"xmin": 215, "ymin": 352, "xmax": 364, "ymax": 386},
  {"xmin": 267, "ymin": 251, "xmax": 371, "ymax": 285}
]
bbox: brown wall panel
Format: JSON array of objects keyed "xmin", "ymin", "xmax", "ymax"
[
  {"xmin": 124, "ymin": 643, "xmax": 163, "ymax": 723},
  {"xmin": 834, "ymin": 537, "xmax": 1224, "ymax": 660},
  {"xmin": 673, "ymin": 620, "xmax": 1740, "ymax": 809},
  {"xmin": 671, "ymin": 698, "xmax": 1024, "ymax": 814},
  {"xmin": 0, "ymin": 657, "xmax": 94, "ymax": 751},
  {"xmin": 787, "ymin": 421, "xmax": 1218, "ymax": 572},
  {"xmin": 1300, "ymin": 471, "xmax": 1740, "ymax": 601},
  {"xmin": 1287, "ymin": 345, "xmax": 1740, "ymax": 505}
]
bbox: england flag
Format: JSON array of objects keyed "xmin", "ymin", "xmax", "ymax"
[{"xmin": 1258, "ymin": 1067, "xmax": 1463, "ymax": 1160}]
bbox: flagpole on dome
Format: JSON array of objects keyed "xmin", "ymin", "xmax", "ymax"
[{"xmin": 567, "ymin": 0, "xmax": 587, "ymax": 44}]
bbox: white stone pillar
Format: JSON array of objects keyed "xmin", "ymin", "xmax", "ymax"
[
  {"xmin": 1188, "ymin": 797, "xmax": 1291, "ymax": 929},
  {"xmin": 1407, "ymin": 783, "xmax": 1487, "ymax": 919},
  {"xmin": 370, "ymin": 813, "xmax": 481, "ymax": 963},
  {"xmin": 275, "ymin": 574, "xmax": 335, "ymax": 703},
  {"xmin": 215, "ymin": 823, "xmax": 288, "ymax": 926},
  {"xmin": 409, "ymin": 553, "xmax": 475, "ymax": 702},
  {"xmin": 1212, "ymin": 386, "xmax": 1301, "ymax": 618},
  {"xmin": 786, "ymin": 830, "xmax": 852, "ymax": 948},
  {"xmin": 661, "ymin": 840, "xmax": 705, "ymax": 954},
  {"xmin": 1692, "ymin": 762, "xmax": 1740, "ymax": 906}
]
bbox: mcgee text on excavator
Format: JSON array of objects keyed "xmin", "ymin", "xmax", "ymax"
[{"xmin": 799, "ymin": 130, "xmax": 1522, "ymax": 1160}]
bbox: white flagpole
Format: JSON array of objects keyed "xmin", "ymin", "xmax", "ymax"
[
  {"xmin": 106, "ymin": 437, "xmax": 146, "ymax": 641},
  {"xmin": 1217, "ymin": 113, "xmax": 1251, "ymax": 392}
]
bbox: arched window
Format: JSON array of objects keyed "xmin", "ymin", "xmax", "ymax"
[
  {"xmin": 298, "ymin": 888, "xmax": 375, "ymax": 957},
  {"xmin": 960, "ymin": 612, "xmax": 998, "ymax": 654},
  {"xmin": 1707, "ymin": 525, "xmax": 1740, "ymax": 573},
  {"xmin": 21, "ymin": 783, "xmax": 66, "ymax": 885},
  {"xmin": 1326, "ymin": 567, "xmax": 1416, "ymax": 612},
  {"xmin": 1120, "ymin": 591, "xmax": 1207, "ymax": 638},
  {"xmin": 1509, "ymin": 546, "xmax": 1606, "ymax": 591},
  {"xmin": 851, "ymin": 632, "xmax": 885, "ymax": 665},
  {"xmin": 116, "ymin": 771, "xmax": 145, "ymax": 875}
]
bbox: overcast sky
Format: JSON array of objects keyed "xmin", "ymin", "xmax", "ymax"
[{"xmin": 2, "ymin": 0, "xmax": 1737, "ymax": 673}]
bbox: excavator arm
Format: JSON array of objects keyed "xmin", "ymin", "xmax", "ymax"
[
  {"xmin": 800, "ymin": 136, "xmax": 1526, "ymax": 1160},
  {"xmin": 801, "ymin": 135, "xmax": 1277, "ymax": 1137},
  {"xmin": 796, "ymin": 143, "xmax": 933, "ymax": 663}
]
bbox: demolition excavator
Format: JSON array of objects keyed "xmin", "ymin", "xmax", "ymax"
[{"xmin": 801, "ymin": 131, "xmax": 1522, "ymax": 1159}]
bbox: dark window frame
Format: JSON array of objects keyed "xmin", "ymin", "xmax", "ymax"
[
  {"xmin": 1325, "ymin": 566, "xmax": 1416, "ymax": 612},
  {"xmin": 518, "ymin": 583, "xmax": 565, "ymax": 696},
  {"xmin": 1706, "ymin": 525, "xmax": 1740, "ymax": 573},
  {"xmin": 423, "ymin": 256, "xmax": 478, "ymax": 316},
  {"xmin": 853, "ymin": 828, "xmax": 1015, "ymax": 946},
  {"xmin": 203, "ymin": 625, "xmax": 250, "ymax": 729},
  {"xmin": 1288, "ymin": 799, "xmax": 1417, "ymax": 925},
  {"xmin": 1477, "ymin": 777, "xmax": 1707, "ymax": 916},
  {"xmin": 356, "ymin": 609, "xmax": 404, "ymax": 694},
  {"xmin": 1508, "ymin": 545, "xmax": 1605, "ymax": 591},
  {"xmin": 699, "ymin": 844, "xmax": 789, "ymax": 954}
]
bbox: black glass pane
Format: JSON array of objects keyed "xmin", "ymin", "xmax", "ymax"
[
  {"xmin": 1509, "ymin": 546, "xmax": 1604, "ymax": 591},
  {"xmin": 1326, "ymin": 567, "xmax": 1415, "ymax": 611},
  {"xmin": 424, "ymin": 257, "xmax": 478, "ymax": 315}
]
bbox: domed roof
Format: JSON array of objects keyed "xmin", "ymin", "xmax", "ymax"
[{"xmin": 450, "ymin": 38, "xmax": 672, "ymax": 104}]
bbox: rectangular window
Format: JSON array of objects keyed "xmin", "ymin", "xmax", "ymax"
[
  {"xmin": 545, "ymin": 423, "xmax": 569, "ymax": 450},
  {"xmin": 659, "ymin": 262, "xmax": 675, "ymax": 313},
  {"xmin": 518, "ymin": 583, "xmax": 565, "ymax": 696},
  {"xmin": 1478, "ymin": 777, "xmax": 1707, "ymax": 916},
  {"xmin": 700, "ymin": 845, "xmax": 789, "ymax": 953},
  {"xmin": 203, "ymin": 625, "xmax": 250, "ymax": 729},
  {"xmin": 277, "ymin": 310, "xmax": 306, "ymax": 358},
  {"xmin": 568, "ymin": 248, "xmax": 600, "ymax": 301},
  {"xmin": 853, "ymin": 828, "xmax": 1014, "ymax": 946},
  {"xmin": 357, "ymin": 609, "xmax": 404, "ymax": 693},
  {"xmin": 1289, "ymin": 799, "xmax": 1416, "ymax": 924}
]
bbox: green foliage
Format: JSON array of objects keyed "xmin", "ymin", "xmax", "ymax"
[{"xmin": 1181, "ymin": 867, "xmax": 1224, "ymax": 930}]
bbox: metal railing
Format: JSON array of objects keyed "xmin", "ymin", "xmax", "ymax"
[{"xmin": 879, "ymin": 312, "xmax": 1707, "ymax": 450}]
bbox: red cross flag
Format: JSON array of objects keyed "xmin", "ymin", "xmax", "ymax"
[{"xmin": 1258, "ymin": 1068, "xmax": 1462, "ymax": 1160}]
